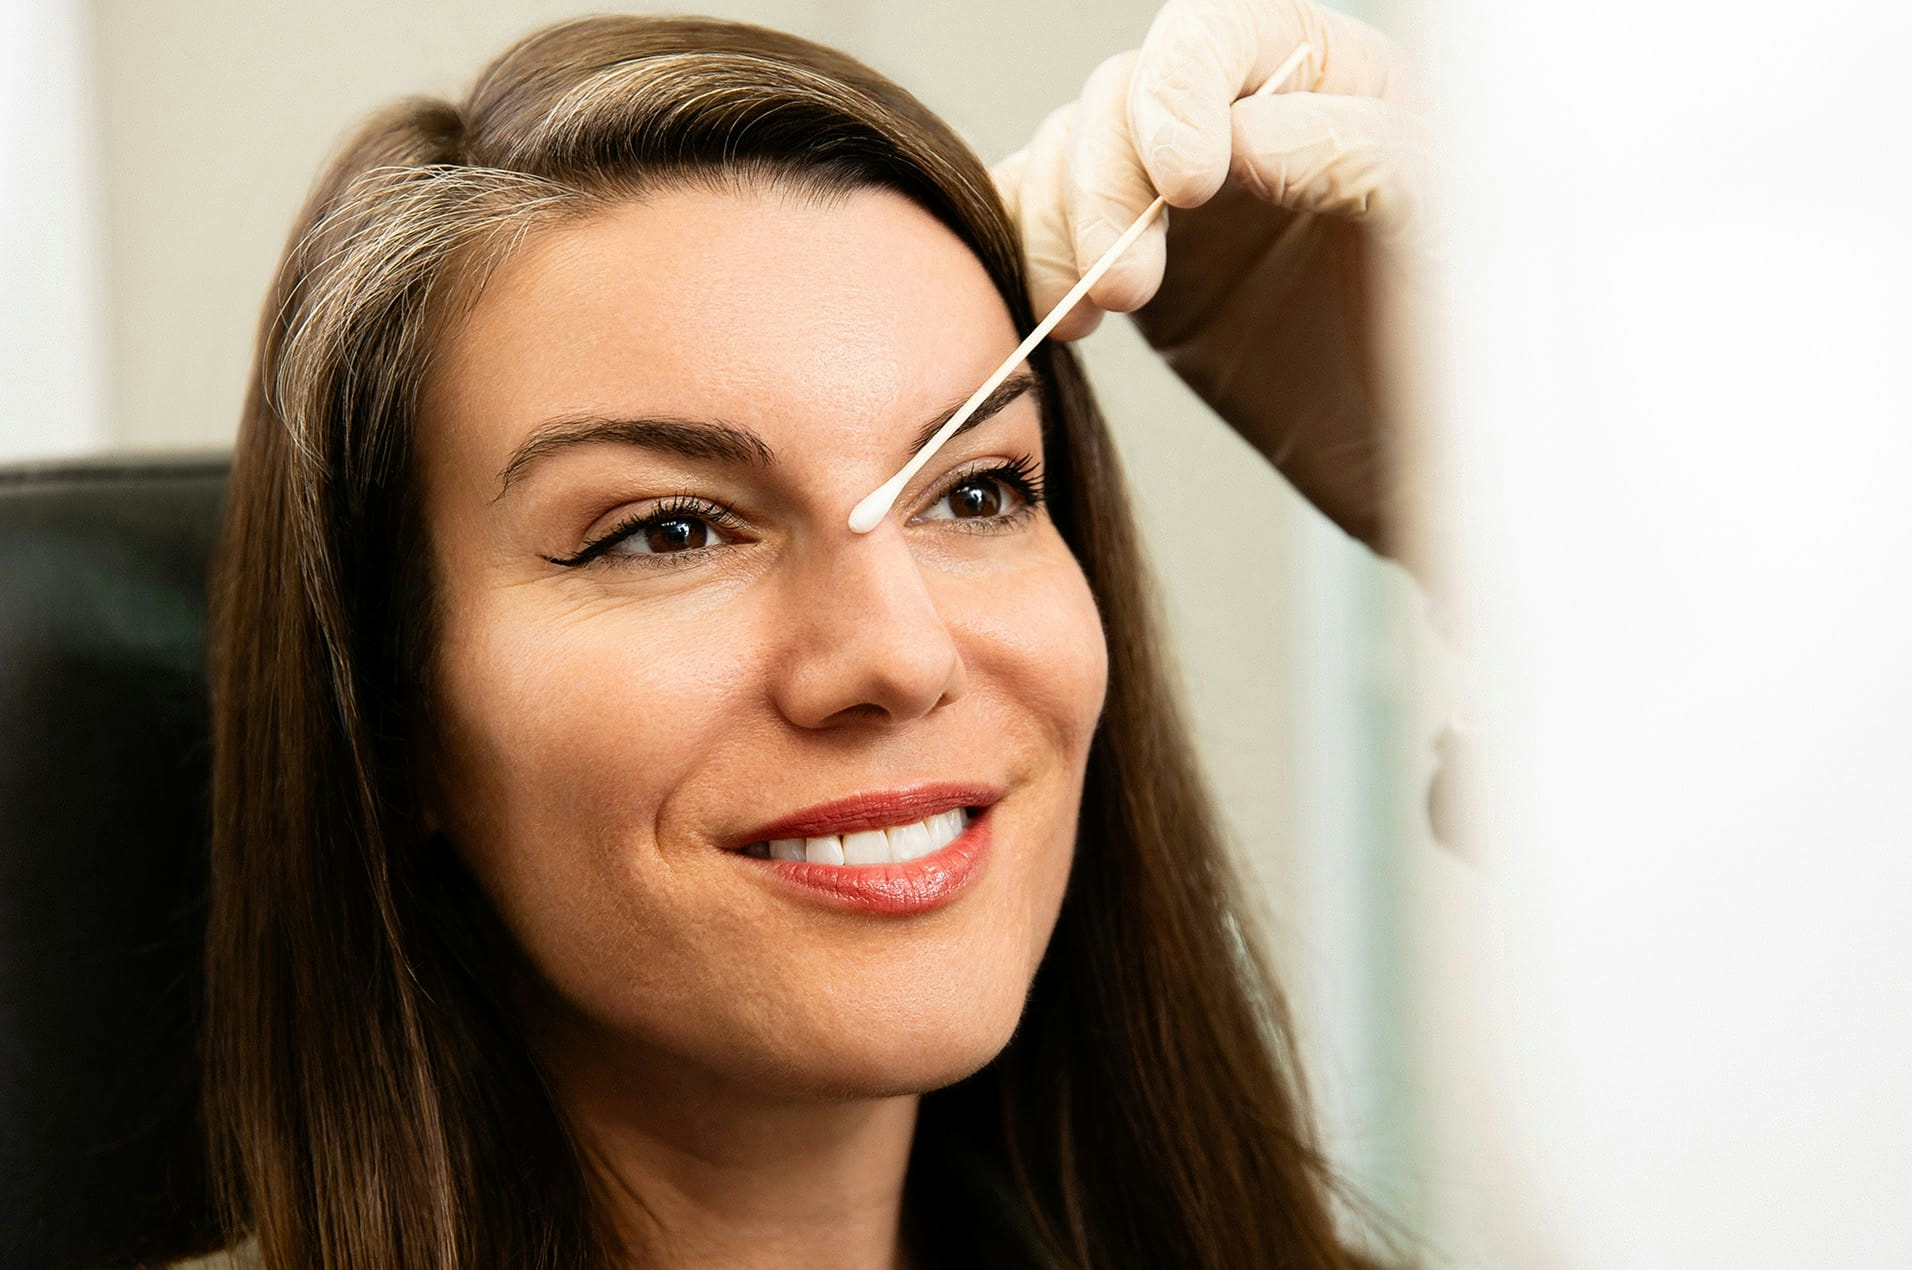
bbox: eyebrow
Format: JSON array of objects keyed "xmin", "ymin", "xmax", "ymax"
[
  {"xmin": 496, "ymin": 416, "xmax": 773, "ymax": 499},
  {"xmin": 493, "ymin": 367, "xmax": 1041, "ymax": 499},
  {"xmin": 907, "ymin": 368, "xmax": 1040, "ymax": 455}
]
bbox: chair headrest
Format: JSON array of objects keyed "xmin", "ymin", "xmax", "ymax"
[{"xmin": 0, "ymin": 455, "xmax": 229, "ymax": 1269}]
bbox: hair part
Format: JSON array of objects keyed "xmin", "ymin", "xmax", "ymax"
[{"xmin": 207, "ymin": 15, "xmax": 1393, "ymax": 1268}]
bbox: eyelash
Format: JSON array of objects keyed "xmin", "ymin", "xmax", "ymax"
[
  {"xmin": 544, "ymin": 495, "xmax": 741, "ymax": 569},
  {"xmin": 545, "ymin": 456, "xmax": 1047, "ymax": 570},
  {"xmin": 916, "ymin": 454, "xmax": 1046, "ymax": 534}
]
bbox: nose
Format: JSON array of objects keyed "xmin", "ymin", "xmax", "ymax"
[{"xmin": 770, "ymin": 522, "xmax": 967, "ymax": 729}]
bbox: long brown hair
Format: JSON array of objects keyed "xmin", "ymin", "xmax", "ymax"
[{"xmin": 207, "ymin": 15, "xmax": 1384, "ymax": 1268}]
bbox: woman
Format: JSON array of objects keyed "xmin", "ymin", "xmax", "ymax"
[{"xmin": 202, "ymin": 8, "xmax": 1423, "ymax": 1268}]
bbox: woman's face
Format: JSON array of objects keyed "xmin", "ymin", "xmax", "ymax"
[{"xmin": 416, "ymin": 184, "xmax": 1108, "ymax": 1101}]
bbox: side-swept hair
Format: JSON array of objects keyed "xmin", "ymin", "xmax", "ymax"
[{"xmin": 207, "ymin": 15, "xmax": 1381, "ymax": 1268}]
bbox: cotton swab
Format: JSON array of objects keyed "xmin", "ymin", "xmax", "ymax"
[{"xmin": 847, "ymin": 41, "xmax": 1316, "ymax": 534}]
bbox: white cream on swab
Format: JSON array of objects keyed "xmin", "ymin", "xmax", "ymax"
[{"xmin": 847, "ymin": 41, "xmax": 1315, "ymax": 534}]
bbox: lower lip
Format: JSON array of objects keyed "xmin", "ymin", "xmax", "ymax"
[{"xmin": 730, "ymin": 806, "xmax": 993, "ymax": 915}]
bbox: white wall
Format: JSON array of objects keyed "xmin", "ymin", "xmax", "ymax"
[
  {"xmin": 1417, "ymin": 0, "xmax": 1912, "ymax": 1265},
  {"xmin": 0, "ymin": 0, "xmax": 108, "ymax": 461}
]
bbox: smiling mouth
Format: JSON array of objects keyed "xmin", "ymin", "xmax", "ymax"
[{"xmin": 734, "ymin": 807, "xmax": 975, "ymax": 866}]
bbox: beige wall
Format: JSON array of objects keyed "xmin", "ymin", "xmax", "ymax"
[{"xmin": 90, "ymin": 0, "xmax": 1161, "ymax": 452}]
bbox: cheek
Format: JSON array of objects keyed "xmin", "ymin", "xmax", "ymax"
[
  {"xmin": 434, "ymin": 592, "xmax": 750, "ymax": 844},
  {"xmin": 426, "ymin": 585, "xmax": 768, "ymax": 985},
  {"xmin": 951, "ymin": 534, "xmax": 1109, "ymax": 776},
  {"xmin": 944, "ymin": 533, "xmax": 1109, "ymax": 940}
]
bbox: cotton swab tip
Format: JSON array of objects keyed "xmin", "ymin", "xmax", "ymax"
[{"xmin": 847, "ymin": 485, "xmax": 895, "ymax": 534}]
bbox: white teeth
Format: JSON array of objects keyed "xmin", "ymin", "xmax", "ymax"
[
  {"xmin": 927, "ymin": 809, "xmax": 965, "ymax": 851},
  {"xmin": 841, "ymin": 829, "xmax": 891, "ymax": 865},
  {"xmin": 760, "ymin": 808, "xmax": 974, "ymax": 867},
  {"xmin": 886, "ymin": 820, "xmax": 933, "ymax": 861}
]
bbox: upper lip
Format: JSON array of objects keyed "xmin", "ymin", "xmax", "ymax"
[{"xmin": 731, "ymin": 781, "xmax": 1002, "ymax": 847}]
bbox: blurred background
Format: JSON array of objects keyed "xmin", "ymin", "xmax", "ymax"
[{"xmin": 4, "ymin": 1, "xmax": 1908, "ymax": 1267}]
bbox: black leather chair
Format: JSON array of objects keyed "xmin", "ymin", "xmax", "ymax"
[{"xmin": 1, "ymin": 456, "xmax": 228, "ymax": 1269}]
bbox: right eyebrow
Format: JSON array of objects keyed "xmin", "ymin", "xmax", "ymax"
[
  {"xmin": 905, "ymin": 368, "xmax": 1041, "ymax": 456},
  {"xmin": 495, "ymin": 416, "xmax": 775, "ymax": 500}
]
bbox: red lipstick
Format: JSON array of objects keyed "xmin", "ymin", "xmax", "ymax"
[
  {"xmin": 728, "ymin": 784, "xmax": 1000, "ymax": 916},
  {"xmin": 733, "ymin": 782, "xmax": 999, "ymax": 844}
]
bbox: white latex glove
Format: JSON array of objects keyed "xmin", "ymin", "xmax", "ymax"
[{"xmin": 994, "ymin": 0, "xmax": 1436, "ymax": 557}]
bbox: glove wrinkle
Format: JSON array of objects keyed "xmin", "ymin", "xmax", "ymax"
[{"xmin": 1071, "ymin": 50, "xmax": 1168, "ymax": 313}]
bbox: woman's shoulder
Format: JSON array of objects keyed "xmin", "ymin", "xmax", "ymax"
[{"xmin": 162, "ymin": 1236, "xmax": 261, "ymax": 1269}]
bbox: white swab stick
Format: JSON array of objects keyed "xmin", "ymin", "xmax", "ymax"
[{"xmin": 847, "ymin": 41, "xmax": 1315, "ymax": 534}]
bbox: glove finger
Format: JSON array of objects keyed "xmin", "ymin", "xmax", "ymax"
[
  {"xmin": 1068, "ymin": 49, "xmax": 1169, "ymax": 314},
  {"xmin": 1130, "ymin": 0, "xmax": 1415, "ymax": 207},
  {"xmin": 1227, "ymin": 91, "xmax": 1436, "ymax": 254},
  {"xmin": 991, "ymin": 144, "xmax": 1030, "ymax": 229},
  {"xmin": 1010, "ymin": 102, "xmax": 1107, "ymax": 342}
]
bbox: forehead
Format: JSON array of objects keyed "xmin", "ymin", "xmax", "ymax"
[{"xmin": 423, "ymin": 183, "xmax": 1018, "ymax": 474}]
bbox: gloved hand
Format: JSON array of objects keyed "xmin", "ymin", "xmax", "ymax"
[{"xmin": 993, "ymin": 0, "xmax": 1437, "ymax": 560}]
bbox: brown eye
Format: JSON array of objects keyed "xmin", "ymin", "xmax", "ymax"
[
  {"xmin": 548, "ymin": 497, "xmax": 740, "ymax": 568},
  {"xmin": 942, "ymin": 477, "xmax": 1006, "ymax": 519},
  {"xmin": 913, "ymin": 462, "xmax": 1043, "ymax": 531},
  {"xmin": 639, "ymin": 517, "xmax": 709, "ymax": 553},
  {"xmin": 933, "ymin": 476, "xmax": 1024, "ymax": 520}
]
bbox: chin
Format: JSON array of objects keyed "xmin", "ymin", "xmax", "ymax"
[{"xmin": 762, "ymin": 984, "xmax": 1030, "ymax": 1101}]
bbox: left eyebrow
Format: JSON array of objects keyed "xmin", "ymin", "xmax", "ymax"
[
  {"xmin": 906, "ymin": 368, "xmax": 1041, "ymax": 456},
  {"xmin": 495, "ymin": 416, "xmax": 775, "ymax": 500}
]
